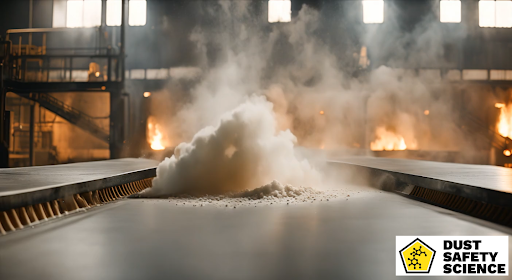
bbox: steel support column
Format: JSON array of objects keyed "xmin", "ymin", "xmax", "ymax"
[
  {"xmin": 110, "ymin": 90, "xmax": 125, "ymax": 159},
  {"xmin": 121, "ymin": 0, "xmax": 126, "ymax": 84},
  {"xmin": 29, "ymin": 101, "xmax": 35, "ymax": 166},
  {"xmin": 108, "ymin": 0, "xmax": 127, "ymax": 159},
  {"xmin": 0, "ymin": 61, "xmax": 7, "ymax": 167}
]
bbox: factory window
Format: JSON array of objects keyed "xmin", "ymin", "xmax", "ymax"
[
  {"xmin": 479, "ymin": 0, "xmax": 512, "ymax": 28},
  {"xmin": 268, "ymin": 0, "xmax": 292, "ymax": 23},
  {"xmin": 52, "ymin": 1, "xmax": 67, "ymax": 28},
  {"xmin": 362, "ymin": 0, "xmax": 384, "ymax": 24},
  {"xmin": 440, "ymin": 0, "xmax": 461, "ymax": 23},
  {"xmin": 107, "ymin": 0, "xmax": 147, "ymax": 26},
  {"xmin": 129, "ymin": 0, "xmax": 147, "ymax": 26},
  {"xmin": 83, "ymin": 0, "xmax": 102, "ymax": 27},
  {"xmin": 130, "ymin": 69, "xmax": 145, "ymax": 79},
  {"xmin": 53, "ymin": 0, "xmax": 102, "ymax": 28},
  {"xmin": 146, "ymin": 69, "xmax": 169, "ymax": 80},
  {"xmin": 106, "ymin": 0, "xmax": 122, "ymax": 26},
  {"xmin": 66, "ymin": 0, "xmax": 83, "ymax": 28}
]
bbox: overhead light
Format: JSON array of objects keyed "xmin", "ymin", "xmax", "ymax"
[{"xmin": 143, "ymin": 92, "xmax": 151, "ymax": 98}]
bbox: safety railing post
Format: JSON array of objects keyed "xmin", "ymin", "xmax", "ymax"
[
  {"xmin": 69, "ymin": 57, "xmax": 72, "ymax": 82},
  {"xmin": 107, "ymin": 47, "xmax": 111, "ymax": 82}
]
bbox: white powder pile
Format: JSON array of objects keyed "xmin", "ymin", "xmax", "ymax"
[
  {"xmin": 231, "ymin": 180, "xmax": 321, "ymax": 199},
  {"xmin": 166, "ymin": 188, "xmax": 343, "ymax": 209},
  {"xmin": 143, "ymin": 97, "xmax": 321, "ymax": 198},
  {"xmin": 146, "ymin": 182, "xmax": 377, "ymax": 209}
]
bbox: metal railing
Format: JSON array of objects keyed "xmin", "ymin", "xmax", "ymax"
[
  {"xmin": 8, "ymin": 50, "xmax": 121, "ymax": 83},
  {"xmin": 4, "ymin": 28, "xmax": 122, "ymax": 83}
]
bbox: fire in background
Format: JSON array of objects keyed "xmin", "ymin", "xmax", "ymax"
[
  {"xmin": 495, "ymin": 103, "xmax": 512, "ymax": 138},
  {"xmin": 147, "ymin": 116, "xmax": 166, "ymax": 150},
  {"xmin": 370, "ymin": 126, "xmax": 418, "ymax": 151}
]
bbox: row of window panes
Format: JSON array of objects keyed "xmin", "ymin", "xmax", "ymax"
[
  {"xmin": 363, "ymin": 0, "xmax": 512, "ymax": 28},
  {"xmin": 479, "ymin": 0, "xmax": 512, "ymax": 27},
  {"xmin": 52, "ymin": 0, "xmax": 146, "ymax": 28},
  {"xmin": 128, "ymin": 68, "xmax": 512, "ymax": 81},
  {"xmin": 442, "ymin": 0, "xmax": 512, "ymax": 27},
  {"xmin": 54, "ymin": 0, "xmax": 512, "ymax": 28}
]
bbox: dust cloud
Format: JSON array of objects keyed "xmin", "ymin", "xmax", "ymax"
[
  {"xmin": 144, "ymin": 2, "xmax": 480, "ymax": 196},
  {"xmin": 144, "ymin": 96, "xmax": 321, "ymax": 197}
]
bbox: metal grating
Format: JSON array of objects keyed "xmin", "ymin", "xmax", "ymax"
[
  {"xmin": 408, "ymin": 186, "xmax": 512, "ymax": 227},
  {"xmin": 0, "ymin": 178, "xmax": 153, "ymax": 235}
]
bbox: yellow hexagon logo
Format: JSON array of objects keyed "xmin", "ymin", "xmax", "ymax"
[{"xmin": 399, "ymin": 238, "xmax": 436, "ymax": 274}]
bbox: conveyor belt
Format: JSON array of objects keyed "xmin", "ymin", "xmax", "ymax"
[
  {"xmin": 0, "ymin": 157, "xmax": 511, "ymax": 279},
  {"xmin": 330, "ymin": 156, "xmax": 512, "ymax": 195},
  {"xmin": 0, "ymin": 189, "xmax": 510, "ymax": 280},
  {"xmin": 329, "ymin": 157, "xmax": 512, "ymax": 227},
  {"xmin": 0, "ymin": 158, "xmax": 158, "ymax": 195},
  {"xmin": 0, "ymin": 158, "xmax": 159, "ymax": 211}
]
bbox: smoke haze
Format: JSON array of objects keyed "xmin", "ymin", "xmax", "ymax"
[{"xmin": 145, "ymin": 2, "xmax": 490, "ymax": 196}]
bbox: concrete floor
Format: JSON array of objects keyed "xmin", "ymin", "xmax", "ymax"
[{"xmin": 0, "ymin": 187, "xmax": 510, "ymax": 280}]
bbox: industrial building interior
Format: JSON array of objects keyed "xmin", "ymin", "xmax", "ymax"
[{"xmin": 0, "ymin": 0, "xmax": 511, "ymax": 279}]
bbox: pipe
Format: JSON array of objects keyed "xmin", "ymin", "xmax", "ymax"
[
  {"xmin": 0, "ymin": 39, "xmax": 11, "ymax": 168},
  {"xmin": 101, "ymin": 0, "xmax": 107, "ymax": 50},
  {"xmin": 29, "ymin": 0, "xmax": 33, "ymax": 47},
  {"xmin": 0, "ymin": 62, "xmax": 3, "ymax": 144},
  {"xmin": 29, "ymin": 0, "xmax": 33, "ymax": 28},
  {"xmin": 42, "ymin": 33, "xmax": 46, "ymax": 55},
  {"xmin": 0, "ymin": 61, "xmax": 5, "ymax": 168},
  {"xmin": 101, "ymin": 0, "xmax": 107, "ymax": 27},
  {"xmin": 123, "ymin": 93, "xmax": 131, "ymax": 141},
  {"xmin": 121, "ymin": 0, "xmax": 126, "ymax": 84}
]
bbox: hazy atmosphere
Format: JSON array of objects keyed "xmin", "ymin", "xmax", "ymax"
[{"xmin": 1, "ymin": 1, "xmax": 511, "ymax": 279}]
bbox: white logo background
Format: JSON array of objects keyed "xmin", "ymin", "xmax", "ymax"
[{"xmin": 396, "ymin": 236, "xmax": 509, "ymax": 276}]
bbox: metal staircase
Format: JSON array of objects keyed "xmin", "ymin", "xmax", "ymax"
[{"xmin": 18, "ymin": 93, "xmax": 109, "ymax": 143}]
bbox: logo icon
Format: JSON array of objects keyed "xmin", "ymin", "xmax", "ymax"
[{"xmin": 399, "ymin": 238, "xmax": 436, "ymax": 273}]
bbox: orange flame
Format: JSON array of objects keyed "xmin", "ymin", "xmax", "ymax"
[
  {"xmin": 147, "ymin": 116, "xmax": 165, "ymax": 150},
  {"xmin": 496, "ymin": 103, "xmax": 512, "ymax": 138},
  {"xmin": 370, "ymin": 126, "xmax": 417, "ymax": 151}
]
